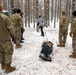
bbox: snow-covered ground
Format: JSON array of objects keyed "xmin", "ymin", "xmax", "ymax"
[{"xmin": 0, "ymin": 22, "xmax": 76, "ymax": 75}]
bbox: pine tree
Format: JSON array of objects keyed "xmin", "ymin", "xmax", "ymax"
[
  {"xmin": 36, "ymin": 0, "xmax": 39, "ymax": 32},
  {"xmin": 33, "ymin": 0, "xmax": 36, "ymax": 28},
  {"xmin": 44, "ymin": 0, "xmax": 49, "ymax": 27},
  {"xmin": 57, "ymin": 0, "xmax": 59, "ymax": 22},
  {"xmin": 54, "ymin": 0, "xmax": 57, "ymax": 28},
  {"xmin": 11, "ymin": 0, "xmax": 14, "ymax": 8},
  {"xmin": 28, "ymin": 0, "xmax": 30, "ymax": 27},
  {"xmin": 30, "ymin": 0, "xmax": 33, "ymax": 23},
  {"xmin": 25, "ymin": 0, "xmax": 28, "ymax": 27},
  {"xmin": 2, "ymin": 0, "xmax": 7, "ymax": 10},
  {"xmin": 59, "ymin": 0, "xmax": 61, "ymax": 18},
  {"xmin": 51, "ymin": 0, "xmax": 53, "ymax": 22}
]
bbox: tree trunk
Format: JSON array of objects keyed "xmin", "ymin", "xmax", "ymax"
[
  {"xmin": 36, "ymin": 0, "xmax": 39, "ymax": 32},
  {"xmin": 33, "ymin": 0, "xmax": 36, "ymax": 28},
  {"xmin": 27, "ymin": 0, "xmax": 30, "ymax": 27},
  {"xmin": 44, "ymin": 0, "xmax": 49, "ymax": 27},
  {"xmin": 51, "ymin": 0, "xmax": 53, "ymax": 22},
  {"xmin": 54, "ymin": 0, "xmax": 57, "ymax": 28},
  {"xmin": 25, "ymin": 0, "xmax": 28, "ymax": 27},
  {"xmin": 11, "ymin": 0, "xmax": 14, "ymax": 8},
  {"xmin": 59, "ymin": 0, "xmax": 61, "ymax": 18}
]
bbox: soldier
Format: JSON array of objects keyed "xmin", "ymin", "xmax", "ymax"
[
  {"xmin": 10, "ymin": 8, "xmax": 23, "ymax": 48},
  {"xmin": 69, "ymin": 11, "xmax": 76, "ymax": 58},
  {"xmin": 0, "ymin": 4, "xmax": 16, "ymax": 73},
  {"xmin": 17, "ymin": 9, "xmax": 25, "ymax": 43},
  {"xmin": 57, "ymin": 11, "xmax": 69, "ymax": 47}
]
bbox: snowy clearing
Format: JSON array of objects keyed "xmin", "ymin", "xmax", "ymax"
[{"xmin": 0, "ymin": 22, "xmax": 76, "ymax": 75}]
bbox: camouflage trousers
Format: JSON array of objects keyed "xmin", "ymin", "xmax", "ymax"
[
  {"xmin": 59, "ymin": 27, "xmax": 68, "ymax": 44},
  {"xmin": 15, "ymin": 29, "xmax": 21, "ymax": 44},
  {"xmin": 0, "ymin": 40, "xmax": 13, "ymax": 64},
  {"xmin": 72, "ymin": 32, "xmax": 76, "ymax": 54}
]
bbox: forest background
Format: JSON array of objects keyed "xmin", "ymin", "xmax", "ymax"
[{"xmin": 0, "ymin": 0, "xmax": 76, "ymax": 31}]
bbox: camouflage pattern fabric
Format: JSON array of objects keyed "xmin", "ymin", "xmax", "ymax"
[
  {"xmin": 59, "ymin": 27, "xmax": 68, "ymax": 44},
  {"xmin": 72, "ymin": 32, "xmax": 76, "ymax": 55},
  {"xmin": 0, "ymin": 40, "xmax": 13, "ymax": 64},
  {"xmin": 0, "ymin": 13, "xmax": 15, "ymax": 41},
  {"xmin": 70, "ymin": 18, "xmax": 76, "ymax": 54},
  {"xmin": 59, "ymin": 15, "xmax": 69, "ymax": 44},
  {"xmin": 14, "ymin": 29, "xmax": 21, "ymax": 44},
  {"xmin": 10, "ymin": 13, "xmax": 23, "ymax": 44}
]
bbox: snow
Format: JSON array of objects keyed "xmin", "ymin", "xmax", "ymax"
[{"xmin": 0, "ymin": 22, "xmax": 76, "ymax": 75}]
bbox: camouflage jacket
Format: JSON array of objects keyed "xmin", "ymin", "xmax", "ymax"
[
  {"xmin": 59, "ymin": 15, "xmax": 69, "ymax": 27},
  {"xmin": 0, "ymin": 13, "xmax": 15, "ymax": 41},
  {"xmin": 70, "ymin": 17, "xmax": 76, "ymax": 34},
  {"xmin": 10, "ymin": 13, "xmax": 23, "ymax": 30}
]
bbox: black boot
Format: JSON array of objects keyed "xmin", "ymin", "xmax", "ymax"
[
  {"xmin": 41, "ymin": 34, "xmax": 44, "ymax": 36},
  {"xmin": 21, "ymin": 37, "xmax": 25, "ymax": 40}
]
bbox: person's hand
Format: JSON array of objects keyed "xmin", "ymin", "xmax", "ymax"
[{"xmin": 70, "ymin": 32, "xmax": 73, "ymax": 37}]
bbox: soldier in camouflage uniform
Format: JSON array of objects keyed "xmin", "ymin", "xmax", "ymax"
[
  {"xmin": 0, "ymin": 4, "xmax": 16, "ymax": 73},
  {"xmin": 57, "ymin": 11, "xmax": 69, "ymax": 47},
  {"xmin": 69, "ymin": 11, "xmax": 76, "ymax": 58},
  {"xmin": 17, "ymin": 9, "xmax": 25, "ymax": 43},
  {"xmin": 10, "ymin": 8, "xmax": 24, "ymax": 48}
]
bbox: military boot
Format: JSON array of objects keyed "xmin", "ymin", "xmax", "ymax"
[
  {"xmin": 5, "ymin": 64, "xmax": 16, "ymax": 73},
  {"xmin": 57, "ymin": 43, "xmax": 63, "ymax": 47},
  {"xmin": 69, "ymin": 52, "xmax": 76, "ymax": 58},
  {"xmin": 15, "ymin": 43, "xmax": 22, "ymax": 48},
  {"xmin": 1, "ymin": 62, "xmax": 5, "ymax": 70}
]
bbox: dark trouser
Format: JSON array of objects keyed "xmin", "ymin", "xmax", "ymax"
[
  {"xmin": 21, "ymin": 28, "xmax": 24, "ymax": 40},
  {"xmin": 39, "ymin": 26, "xmax": 44, "ymax": 36},
  {"xmin": 72, "ymin": 31, "xmax": 76, "ymax": 55}
]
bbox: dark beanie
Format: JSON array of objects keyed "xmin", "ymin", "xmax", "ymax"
[
  {"xmin": 17, "ymin": 9, "xmax": 21, "ymax": 13},
  {"xmin": 72, "ymin": 11, "xmax": 76, "ymax": 16}
]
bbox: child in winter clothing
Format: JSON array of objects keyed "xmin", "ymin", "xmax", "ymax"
[{"xmin": 37, "ymin": 16, "xmax": 44, "ymax": 36}]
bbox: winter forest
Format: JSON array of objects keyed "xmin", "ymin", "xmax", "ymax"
[
  {"xmin": 0, "ymin": 0, "xmax": 76, "ymax": 29},
  {"xmin": 0, "ymin": 0, "xmax": 76, "ymax": 75}
]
